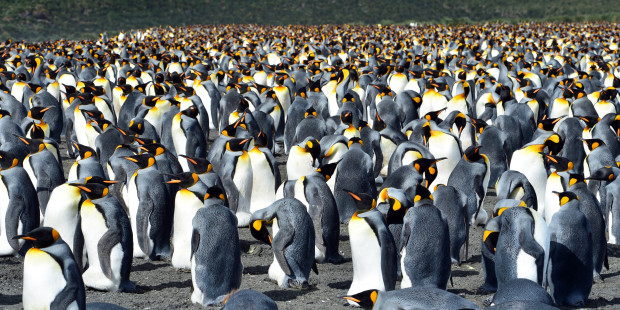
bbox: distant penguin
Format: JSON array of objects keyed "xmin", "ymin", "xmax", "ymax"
[
  {"xmin": 68, "ymin": 142, "xmax": 106, "ymax": 180},
  {"xmin": 480, "ymin": 216, "xmax": 501, "ymax": 293},
  {"xmin": 434, "ymin": 184, "xmax": 468, "ymax": 265},
  {"xmin": 15, "ymin": 227, "xmax": 86, "ymax": 310},
  {"xmin": 0, "ymin": 151, "xmax": 39, "ymax": 256},
  {"xmin": 547, "ymin": 191, "xmax": 593, "ymax": 306},
  {"xmin": 399, "ymin": 186, "xmax": 451, "ymax": 289},
  {"xmin": 342, "ymin": 286, "xmax": 480, "ymax": 310},
  {"xmin": 587, "ymin": 166, "xmax": 620, "ymax": 245},
  {"xmin": 344, "ymin": 190, "xmax": 397, "ymax": 305},
  {"xmin": 190, "ymin": 204, "xmax": 243, "ymax": 306},
  {"xmin": 509, "ymin": 143, "xmax": 548, "ymax": 215},
  {"xmin": 122, "ymin": 153, "xmax": 172, "ymax": 260},
  {"xmin": 166, "ymin": 172, "xmax": 207, "ymax": 269},
  {"xmin": 219, "ymin": 138, "xmax": 253, "ymax": 227},
  {"xmin": 249, "ymin": 132, "xmax": 280, "ymax": 214},
  {"xmin": 287, "ymin": 137, "xmax": 321, "ymax": 180},
  {"xmin": 69, "ymin": 182, "xmax": 134, "ymax": 292},
  {"xmin": 250, "ymin": 198, "xmax": 316, "ymax": 289}
]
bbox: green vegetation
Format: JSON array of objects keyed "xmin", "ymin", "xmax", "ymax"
[{"xmin": 1, "ymin": 0, "xmax": 620, "ymax": 42}]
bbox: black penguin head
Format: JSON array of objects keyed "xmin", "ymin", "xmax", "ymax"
[
  {"xmin": 304, "ymin": 107, "xmax": 317, "ymax": 119},
  {"xmin": 413, "ymin": 184, "xmax": 433, "ymax": 205},
  {"xmin": 73, "ymin": 142, "xmax": 97, "ymax": 160},
  {"xmin": 423, "ymin": 108, "xmax": 446, "ymax": 123},
  {"xmin": 84, "ymin": 176, "xmax": 117, "ymax": 186},
  {"xmin": 236, "ymin": 98, "xmax": 250, "ymax": 113},
  {"xmin": 341, "ymin": 289, "xmax": 378, "ymax": 309},
  {"xmin": 553, "ymin": 191, "xmax": 579, "ymax": 207},
  {"xmin": 544, "ymin": 134, "xmax": 563, "ymax": 155},
  {"xmin": 181, "ymin": 105, "xmax": 199, "ymax": 118},
  {"xmin": 568, "ymin": 173, "xmax": 585, "ymax": 187},
  {"xmin": 463, "ymin": 145, "xmax": 484, "ymax": 162},
  {"xmin": 250, "ymin": 219, "xmax": 272, "ymax": 246},
  {"xmin": 129, "ymin": 118, "xmax": 145, "ymax": 135},
  {"xmin": 29, "ymin": 123, "xmax": 46, "ymax": 139},
  {"xmin": 538, "ymin": 115, "xmax": 564, "ymax": 131},
  {"xmin": 27, "ymin": 106, "xmax": 54, "ymax": 120},
  {"xmin": 13, "ymin": 227, "xmax": 60, "ymax": 249},
  {"xmin": 450, "ymin": 112, "xmax": 468, "ymax": 137},
  {"xmin": 0, "ymin": 150, "xmax": 19, "ymax": 170},
  {"xmin": 180, "ymin": 155, "xmax": 213, "ymax": 174},
  {"xmin": 412, "ymin": 157, "xmax": 445, "ymax": 187},
  {"xmin": 542, "ymin": 153, "xmax": 573, "ymax": 172},
  {"xmin": 139, "ymin": 143, "xmax": 167, "ymax": 156},
  {"xmin": 143, "ymin": 96, "xmax": 159, "ymax": 108},
  {"xmin": 380, "ymin": 188, "xmax": 409, "ymax": 225},
  {"xmin": 0, "ymin": 109, "xmax": 11, "ymax": 119},
  {"xmin": 344, "ymin": 189, "xmax": 376, "ymax": 213},
  {"xmin": 586, "ymin": 166, "xmax": 616, "ymax": 182},
  {"xmin": 221, "ymin": 123, "xmax": 240, "ymax": 138},
  {"xmin": 295, "ymin": 87, "xmax": 307, "ymax": 99},
  {"xmin": 316, "ymin": 161, "xmax": 339, "ymax": 182},
  {"xmin": 483, "ymin": 218, "xmax": 501, "ymax": 255},
  {"xmin": 421, "ymin": 121, "xmax": 431, "ymax": 146},
  {"xmin": 253, "ymin": 131, "xmax": 268, "ymax": 148},
  {"xmin": 493, "ymin": 200, "xmax": 527, "ymax": 218},
  {"xmin": 165, "ymin": 172, "xmax": 200, "ymax": 188},
  {"xmin": 15, "ymin": 135, "xmax": 46, "ymax": 154},
  {"xmin": 581, "ymin": 138, "xmax": 604, "ymax": 152},
  {"xmin": 347, "ymin": 137, "xmax": 363, "ymax": 148},
  {"xmin": 204, "ymin": 186, "xmax": 227, "ymax": 202},
  {"xmin": 301, "ymin": 138, "xmax": 321, "ymax": 165},
  {"xmin": 122, "ymin": 153, "xmax": 156, "ymax": 169},
  {"xmin": 372, "ymin": 113, "xmax": 386, "ymax": 131},
  {"xmin": 578, "ymin": 116, "xmax": 600, "ymax": 130},
  {"xmin": 340, "ymin": 111, "xmax": 353, "ymax": 125},
  {"xmin": 469, "ymin": 116, "xmax": 488, "ymax": 135},
  {"xmin": 68, "ymin": 182, "xmax": 111, "ymax": 200},
  {"xmin": 342, "ymin": 93, "xmax": 356, "ymax": 104},
  {"xmin": 226, "ymin": 138, "xmax": 249, "ymax": 153}
]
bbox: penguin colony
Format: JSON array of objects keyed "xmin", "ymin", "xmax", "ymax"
[{"xmin": 1, "ymin": 22, "xmax": 620, "ymax": 309}]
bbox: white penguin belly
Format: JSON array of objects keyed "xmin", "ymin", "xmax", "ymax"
[
  {"xmin": 510, "ymin": 150, "xmax": 547, "ymax": 210},
  {"xmin": 85, "ymin": 127, "xmax": 100, "ymax": 149},
  {"xmin": 191, "ymin": 256, "xmax": 206, "ymax": 304},
  {"xmin": 380, "ymin": 137, "xmax": 397, "ymax": 177},
  {"xmin": 401, "ymin": 150, "xmax": 422, "ymax": 167},
  {"xmin": 126, "ymin": 175, "xmax": 146, "ymax": 258},
  {"xmin": 81, "ymin": 201, "xmax": 117, "ymax": 291},
  {"xmin": 74, "ymin": 113, "xmax": 89, "ymax": 146},
  {"xmin": 287, "ymin": 148, "xmax": 316, "ymax": 180},
  {"xmin": 609, "ymin": 211, "xmax": 617, "ymax": 244},
  {"xmin": 0, "ymin": 179, "xmax": 15, "ymax": 255},
  {"xmin": 400, "ymin": 248, "xmax": 412, "ymax": 289},
  {"xmin": 68, "ymin": 161, "xmax": 79, "ymax": 181},
  {"xmin": 267, "ymin": 220, "xmax": 287, "ymax": 286},
  {"xmin": 249, "ymin": 150, "xmax": 276, "ymax": 214},
  {"xmin": 429, "ymin": 135, "xmax": 461, "ymax": 188},
  {"xmin": 43, "ymin": 185, "xmax": 81, "ymax": 254},
  {"xmin": 171, "ymin": 190, "xmax": 203, "ymax": 269},
  {"xmin": 233, "ymin": 153, "xmax": 253, "ymax": 227},
  {"xmin": 196, "ymin": 87, "xmax": 215, "ymax": 129},
  {"xmin": 347, "ymin": 218, "xmax": 385, "ymax": 298},
  {"xmin": 171, "ymin": 118, "xmax": 187, "ymax": 159},
  {"xmin": 544, "ymin": 175, "xmax": 562, "ymax": 223},
  {"xmin": 516, "ymin": 249, "xmax": 539, "ymax": 283},
  {"xmin": 23, "ymin": 249, "xmax": 67, "ymax": 310}
]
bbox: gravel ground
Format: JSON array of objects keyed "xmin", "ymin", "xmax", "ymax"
[{"xmin": 2, "ymin": 137, "xmax": 620, "ymax": 309}]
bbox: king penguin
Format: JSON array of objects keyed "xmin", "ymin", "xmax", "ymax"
[
  {"xmin": 15, "ymin": 227, "xmax": 86, "ymax": 310},
  {"xmin": 190, "ymin": 203, "xmax": 243, "ymax": 306},
  {"xmin": 447, "ymin": 145, "xmax": 490, "ymax": 226},
  {"xmin": 219, "ymin": 138, "xmax": 253, "ymax": 227},
  {"xmin": 250, "ymin": 198, "xmax": 316, "ymax": 289},
  {"xmin": 249, "ymin": 131, "xmax": 281, "ymax": 214},
  {"xmin": 341, "ymin": 286, "xmax": 480, "ymax": 310}
]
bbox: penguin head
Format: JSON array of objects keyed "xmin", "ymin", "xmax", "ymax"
[
  {"xmin": 469, "ymin": 116, "xmax": 488, "ymax": 135},
  {"xmin": 421, "ymin": 121, "xmax": 431, "ymax": 146},
  {"xmin": 347, "ymin": 137, "xmax": 362, "ymax": 149},
  {"xmin": 586, "ymin": 166, "xmax": 616, "ymax": 182},
  {"xmin": 463, "ymin": 145, "xmax": 484, "ymax": 163},
  {"xmin": 544, "ymin": 134, "xmax": 563, "ymax": 155},
  {"xmin": 84, "ymin": 176, "xmax": 117, "ymax": 186},
  {"xmin": 483, "ymin": 218, "xmax": 501, "ymax": 254},
  {"xmin": 69, "ymin": 182, "xmax": 111, "ymax": 200},
  {"xmin": 412, "ymin": 157, "xmax": 444, "ymax": 186},
  {"xmin": 553, "ymin": 191, "xmax": 579, "ymax": 207},
  {"xmin": 344, "ymin": 189, "xmax": 376, "ymax": 213},
  {"xmin": 204, "ymin": 186, "xmax": 227, "ymax": 202},
  {"xmin": 568, "ymin": 173, "xmax": 585, "ymax": 187},
  {"xmin": 295, "ymin": 87, "xmax": 307, "ymax": 99},
  {"xmin": 73, "ymin": 142, "xmax": 97, "ymax": 160},
  {"xmin": 342, "ymin": 93, "xmax": 356, "ymax": 104},
  {"xmin": 129, "ymin": 119, "xmax": 145, "ymax": 135},
  {"xmin": 537, "ymin": 115, "xmax": 564, "ymax": 131},
  {"xmin": 340, "ymin": 111, "xmax": 353, "ymax": 125},
  {"xmin": 226, "ymin": 138, "xmax": 250, "ymax": 153},
  {"xmin": 301, "ymin": 138, "xmax": 321, "ymax": 165},
  {"xmin": 0, "ymin": 150, "xmax": 19, "ymax": 170},
  {"xmin": 181, "ymin": 105, "xmax": 199, "ymax": 118},
  {"xmin": 542, "ymin": 153, "xmax": 573, "ymax": 172},
  {"xmin": 304, "ymin": 107, "xmax": 317, "ymax": 119},
  {"xmin": 165, "ymin": 172, "xmax": 200, "ymax": 188},
  {"xmin": 423, "ymin": 108, "xmax": 446, "ymax": 123},
  {"xmin": 28, "ymin": 123, "xmax": 46, "ymax": 139},
  {"xmin": 341, "ymin": 289, "xmax": 378, "ymax": 309},
  {"xmin": 413, "ymin": 184, "xmax": 433, "ymax": 206},
  {"xmin": 180, "ymin": 155, "xmax": 213, "ymax": 174},
  {"xmin": 0, "ymin": 109, "xmax": 11, "ymax": 119},
  {"xmin": 578, "ymin": 116, "xmax": 600, "ymax": 130},
  {"xmin": 221, "ymin": 123, "xmax": 240, "ymax": 138},
  {"xmin": 581, "ymin": 138, "xmax": 604, "ymax": 152},
  {"xmin": 122, "ymin": 153, "xmax": 156, "ymax": 169},
  {"xmin": 143, "ymin": 96, "xmax": 159, "ymax": 108},
  {"xmin": 450, "ymin": 112, "xmax": 468, "ymax": 137},
  {"xmin": 27, "ymin": 106, "xmax": 54, "ymax": 120},
  {"xmin": 139, "ymin": 143, "xmax": 167, "ymax": 156},
  {"xmin": 380, "ymin": 188, "xmax": 409, "ymax": 225},
  {"xmin": 13, "ymin": 227, "xmax": 60, "ymax": 249},
  {"xmin": 493, "ymin": 200, "xmax": 527, "ymax": 217},
  {"xmin": 316, "ymin": 161, "xmax": 339, "ymax": 182},
  {"xmin": 15, "ymin": 135, "xmax": 45, "ymax": 154},
  {"xmin": 250, "ymin": 219, "xmax": 272, "ymax": 246}
]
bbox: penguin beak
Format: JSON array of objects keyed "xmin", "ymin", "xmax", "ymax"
[
  {"xmin": 342, "ymin": 297, "xmax": 361, "ymax": 303},
  {"xmin": 13, "ymin": 235, "xmax": 36, "ymax": 241},
  {"xmin": 166, "ymin": 179, "xmax": 182, "ymax": 184},
  {"xmin": 122, "ymin": 156, "xmax": 139, "ymax": 163}
]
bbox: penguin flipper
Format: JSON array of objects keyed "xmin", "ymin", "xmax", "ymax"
[
  {"xmin": 136, "ymin": 198, "xmax": 154, "ymax": 256},
  {"xmin": 98, "ymin": 229, "xmax": 123, "ymax": 281},
  {"xmin": 365, "ymin": 212, "xmax": 398, "ymax": 290},
  {"xmin": 221, "ymin": 174, "xmax": 240, "ymax": 213},
  {"xmin": 190, "ymin": 228, "xmax": 200, "ymax": 259},
  {"xmin": 5, "ymin": 195, "xmax": 24, "ymax": 251},
  {"xmin": 272, "ymin": 223, "xmax": 294, "ymax": 277},
  {"xmin": 520, "ymin": 229, "xmax": 546, "ymax": 285},
  {"xmin": 308, "ymin": 201, "xmax": 326, "ymax": 255},
  {"xmin": 48, "ymin": 251, "xmax": 86, "ymax": 310}
]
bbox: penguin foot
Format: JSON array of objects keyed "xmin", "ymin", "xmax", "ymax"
[
  {"xmin": 118, "ymin": 281, "xmax": 136, "ymax": 292},
  {"xmin": 482, "ymin": 296, "xmax": 493, "ymax": 307},
  {"xmin": 476, "ymin": 284, "xmax": 497, "ymax": 295},
  {"xmin": 287, "ymin": 278, "xmax": 309, "ymax": 290},
  {"xmin": 326, "ymin": 254, "xmax": 345, "ymax": 264},
  {"xmin": 593, "ymin": 274, "xmax": 604, "ymax": 283}
]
